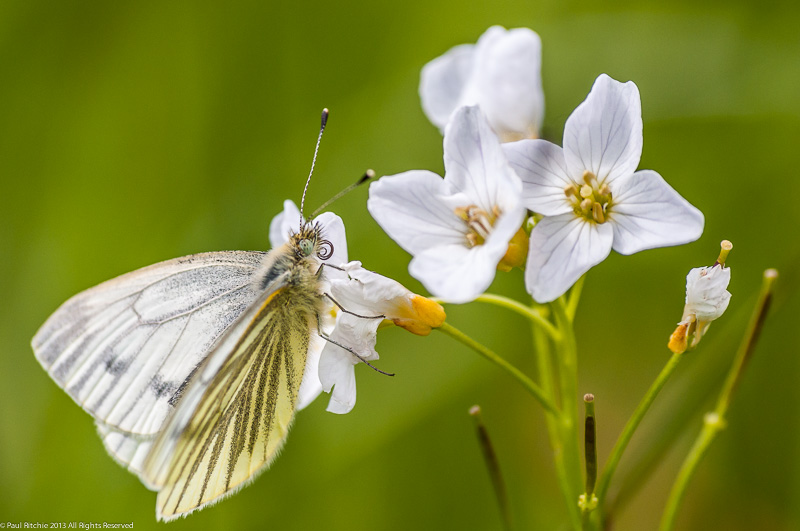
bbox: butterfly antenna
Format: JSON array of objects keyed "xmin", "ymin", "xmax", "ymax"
[
  {"xmin": 310, "ymin": 169, "xmax": 375, "ymax": 219},
  {"xmin": 300, "ymin": 108, "xmax": 329, "ymax": 229}
]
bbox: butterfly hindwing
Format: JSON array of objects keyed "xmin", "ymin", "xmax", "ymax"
[
  {"xmin": 32, "ymin": 251, "xmax": 266, "ymax": 437},
  {"xmin": 143, "ymin": 263, "xmax": 322, "ymax": 521},
  {"xmin": 96, "ymin": 422, "xmax": 156, "ymax": 478}
]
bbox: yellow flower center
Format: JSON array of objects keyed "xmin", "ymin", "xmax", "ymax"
[
  {"xmin": 455, "ymin": 204, "xmax": 500, "ymax": 247},
  {"xmin": 564, "ymin": 170, "xmax": 612, "ymax": 224}
]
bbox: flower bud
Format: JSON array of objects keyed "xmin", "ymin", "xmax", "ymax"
[
  {"xmin": 668, "ymin": 241, "xmax": 732, "ymax": 353},
  {"xmin": 497, "ymin": 227, "xmax": 529, "ymax": 272}
]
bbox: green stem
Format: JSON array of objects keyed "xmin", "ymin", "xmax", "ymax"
[
  {"xmin": 531, "ymin": 311, "xmax": 582, "ymax": 531},
  {"xmin": 474, "ymin": 293, "xmax": 560, "ymax": 340},
  {"xmin": 437, "ymin": 322, "xmax": 558, "ymax": 416},
  {"xmin": 551, "ymin": 297, "xmax": 584, "ymax": 528},
  {"xmin": 659, "ymin": 269, "xmax": 778, "ymax": 531},
  {"xmin": 603, "ymin": 288, "xmax": 760, "ymax": 518},
  {"xmin": 566, "ymin": 275, "xmax": 585, "ymax": 322},
  {"xmin": 593, "ymin": 350, "xmax": 685, "ymax": 527}
]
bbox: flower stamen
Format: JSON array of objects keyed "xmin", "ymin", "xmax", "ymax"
[
  {"xmin": 455, "ymin": 204, "xmax": 499, "ymax": 247},
  {"xmin": 592, "ymin": 202, "xmax": 605, "ymax": 224},
  {"xmin": 565, "ymin": 174, "xmax": 613, "ymax": 225}
]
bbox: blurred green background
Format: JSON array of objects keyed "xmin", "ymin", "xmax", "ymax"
[{"xmin": 1, "ymin": 1, "xmax": 798, "ymax": 529}]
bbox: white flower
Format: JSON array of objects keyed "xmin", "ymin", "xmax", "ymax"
[
  {"xmin": 685, "ymin": 265, "xmax": 732, "ymax": 322},
  {"xmin": 668, "ymin": 243, "xmax": 732, "ymax": 353},
  {"xmin": 367, "ymin": 105, "xmax": 527, "ymax": 303},
  {"xmin": 319, "ymin": 261, "xmax": 446, "ymax": 414},
  {"xmin": 420, "ymin": 25, "xmax": 544, "ymax": 142},
  {"xmin": 268, "ymin": 200, "xmax": 348, "ymax": 410},
  {"xmin": 503, "ymin": 74, "xmax": 704, "ymax": 303}
]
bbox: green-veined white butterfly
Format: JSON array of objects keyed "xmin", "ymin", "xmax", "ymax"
[{"xmin": 31, "ymin": 110, "xmax": 384, "ymax": 520}]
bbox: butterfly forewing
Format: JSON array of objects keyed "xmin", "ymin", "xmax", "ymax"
[
  {"xmin": 143, "ymin": 271, "xmax": 320, "ymax": 521},
  {"xmin": 32, "ymin": 252, "xmax": 266, "ymax": 438}
]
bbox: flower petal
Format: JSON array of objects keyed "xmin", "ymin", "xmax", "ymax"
[
  {"xmin": 526, "ymin": 214, "xmax": 614, "ymax": 303},
  {"xmin": 609, "ymin": 170, "xmax": 704, "ymax": 255},
  {"xmin": 503, "ymin": 139, "xmax": 573, "ymax": 216},
  {"xmin": 367, "ymin": 170, "xmax": 468, "ymax": 256},
  {"xmin": 332, "ymin": 261, "xmax": 446, "ymax": 335},
  {"xmin": 409, "ymin": 243, "xmax": 498, "ymax": 304},
  {"xmin": 318, "ymin": 310, "xmax": 382, "ymax": 415},
  {"xmin": 443, "ymin": 105, "xmax": 523, "ymax": 214},
  {"xmin": 332, "ymin": 262, "xmax": 413, "ymax": 314},
  {"xmin": 318, "ymin": 343, "xmax": 358, "ymax": 414},
  {"xmin": 563, "ymin": 74, "xmax": 643, "ymax": 185},
  {"xmin": 472, "ymin": 26, "xmax": 544, "ymax": 141},
  {"xmin": 419, "ymin": 43, "xmax": 476, "ymax": 132},
  {"xmin": 315, "ymin": 211, "xmax": 349, "ymax": 266},
  {"xmin": 685, "ymin": 266, "xmax": 731, "ymax": 321},
  {"xmin": 268, "ymin": 199, "xmax": 301, "ymax": 248}
]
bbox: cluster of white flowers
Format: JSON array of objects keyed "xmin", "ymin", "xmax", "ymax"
[
  {"xmin": 282, "ymin": 25, "xmax": 716, "ymax": 413},
  {"xmin": 370, "ymin": 26, "xmax": 705, "ymax": 304}
]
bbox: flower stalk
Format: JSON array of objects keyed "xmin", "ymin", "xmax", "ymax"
[
  {"xmin": 474, "ymin": 293, "xmax": 560, "ymax": 340},
  {"xmin": 592, "ymin": 349, "xmax": 685, "ymax": 526},
  {"xmin": 551, "ymin": 297, "xmax": 584, "ymax": 529},
  {"xmin": 437, "ymin": 322, "xmax": 558, "ymax": 416},
  {"xmin": 530, "ymin": 309, "xmax": 582, "ymax": 531}
]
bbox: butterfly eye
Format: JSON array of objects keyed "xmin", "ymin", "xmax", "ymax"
[
  {"xmin": 317, "ymin": 240, "xmax": 334, "ymax": 260},
  {"xmin": 299, "ymin": 239, "xmax": 314, "ymax": 257}
]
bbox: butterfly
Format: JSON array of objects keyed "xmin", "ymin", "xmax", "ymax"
[{"xmin": 30, "ymin": 110, "xmax": 381, "ymax": 520}]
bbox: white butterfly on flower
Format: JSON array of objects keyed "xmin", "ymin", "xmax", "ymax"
[{"xmin": 31, "ymin": 114, "xmax": 445, "ymax": 521}]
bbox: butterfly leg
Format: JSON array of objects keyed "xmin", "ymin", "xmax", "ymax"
[
  {"xmin": 315, "ymin": 262, "xmax": 344, "ymax": 277},
  {"xmin": 315, "ymin": 314, "xmax": 395, "ymax": 377},
  {"xmin": 324, "ymin": 293, "xmax": 385, "ymax": 320},
  {"xmin": 314, "ymin": 263, "xmax": 386, "ymax": 318}
]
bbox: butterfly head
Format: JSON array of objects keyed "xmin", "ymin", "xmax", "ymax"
[{"xmin": 292, "ymin": 221, "xmax": 334, "ymax": 261}]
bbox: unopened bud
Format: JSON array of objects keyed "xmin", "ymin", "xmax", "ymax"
[
  {"xmin": 497, "ymin": 227, "xmax": 529, "ymax": 272},
  {"xmin": 392, "ymin": 295, "xmax": 446, "ymax": 336},
  {"xmin": 668, "ymin": 321, "xmax": 690, "ymax": 354}
]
